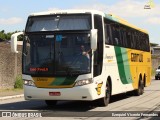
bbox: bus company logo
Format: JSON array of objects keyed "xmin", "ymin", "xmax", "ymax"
[
  {"xmin": 106, "ymin": 55, "xmax": 114, "ymax": 63},
  {"xmin": 144, "ymin": 0, "xmax": 155, "ymax": 9},
  {"xmin": 2, "ymin": 112, "xmax": 11, "ymax": 117},
  {"xmin": 131, "ymin": 53, "xmax": 143, "ymax": 62},
  {"xmin": 96, "ymin": 82, "xmax": 103, "ymax": 95}
]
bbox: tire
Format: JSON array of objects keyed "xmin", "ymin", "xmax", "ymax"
[
  {"xmin": 134, "ymin": 78, "xmax": 144, "ymax": 96},
  {"xmin": 98, "ymin": 81, "xmax": 111, "ymax": 106},
  {"xmin": 155, "ymin": 77, "xmax": 158, "ymax": 80},
  {"xmin": 45, "ymin": 100, "xmax": 57, "ymax": 107}
]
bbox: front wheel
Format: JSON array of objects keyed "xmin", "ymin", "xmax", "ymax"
[
  {"xmin": 98, "ymin": 81, "xmax": 111, "ymax": 106},
  {"xmin": 45, "ymin": 100, "xmax": 57, "ymax": 107}
]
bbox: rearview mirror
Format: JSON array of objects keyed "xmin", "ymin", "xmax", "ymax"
[
  {"xmin": 91, "ymin": 29, "xmax": 97, "ymax": 51},
  {"xmin": 11, "ymin": 32, "xmax": 24, "ymax": 53}
]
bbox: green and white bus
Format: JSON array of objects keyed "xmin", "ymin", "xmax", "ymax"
[{"xmin": 11, "ymin": 10, "xmax": 151, "ymax": 106}]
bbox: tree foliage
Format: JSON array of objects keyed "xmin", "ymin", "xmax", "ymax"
[{"xmin": 0, "ymin": 30, "xmax": 22, "ymax": 41}]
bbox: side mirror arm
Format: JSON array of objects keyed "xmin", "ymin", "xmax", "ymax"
[{"xmin": 11, "ymin": 32, "xmax": 24, "ymax": 53}]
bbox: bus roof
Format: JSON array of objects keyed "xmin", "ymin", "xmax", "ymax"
[
  {"xmin": 30, "ymin": 9, "xmax": 103, "ymax": 16},
  {"xmin": 29, "ymin": 9, "xmax": 148, "ymax": 34}
]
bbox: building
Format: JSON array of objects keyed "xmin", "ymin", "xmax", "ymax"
[{"xmin": 152, "ymin": 46, "xmax": 160, "ymax": 56}]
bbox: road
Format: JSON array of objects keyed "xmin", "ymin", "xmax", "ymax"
[{"xmin": 0, "ymin": 79, "xmax": 160, "ymax": 120}]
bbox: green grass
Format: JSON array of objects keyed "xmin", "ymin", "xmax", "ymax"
[{"xmin": 14, "ymin": 75, "xmax": 23, "ymax": 89}]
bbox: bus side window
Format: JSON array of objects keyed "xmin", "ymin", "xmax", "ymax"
[
  {"xmin": 131, "ymin": 30, "xmax": 136, "ymax": 49},
  {"xmin": 104, "ymin": 24, "xmax": 109, "ymax": 44},
  {"xmin": 133, "ymin": 31, "xmax": 137, "ymax": 49},
  {"xmin": 126, "ymin": 29, "xmax": 132, "ymax": 48},
  {"xmin": 145, "ymin": 34, "xmax": 150, "ymax": 52},
  {"xmin": 142, "ymin": 33, "xmax": 149, "ymax": 52},
  {"xmin": 136, "ymin": 32, "xmax": 140, "ymax": 50},
  {"xmin": 104, "ymin": 24, "xmax": 112, "ymax": 45},
  {"xmin": 140, "ymin": 33, "xmax": 144, "ymax": 51},
  {"xmin": 112, "ymin": 24, "xmax": 121, "ymax": 46},
  {"xmin": 119, "ymin": 26, "xmax": 127, "ymax": 48},
  {"xmin": 139, "ymin": 33, "xmax": 142, "ymax": 50}
]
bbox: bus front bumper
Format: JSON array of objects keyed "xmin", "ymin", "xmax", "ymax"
[{"xmin": 24, "ymin": 84, "xmax": 99, "ymax": 101}]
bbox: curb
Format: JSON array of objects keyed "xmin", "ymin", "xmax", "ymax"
[{"xmin": 0, "ymin": 94, "xmax": 24, "ymax": 101}]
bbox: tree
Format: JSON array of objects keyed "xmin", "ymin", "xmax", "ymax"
[
  {"xmin": 1, "ymin": 30, "xmax": 5, "ymax": 33},
  {"xmin": 0, "ymin": 31, "xmax": 6, "ymax": 40},
  {"xmin": 0, "ymin": 30, "xmax": 22, "ymax": 41}
]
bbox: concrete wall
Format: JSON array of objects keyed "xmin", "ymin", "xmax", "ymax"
[
  {"xmin": 0, "ymin": 42, "xmax": 22, "ymax": 89},
  {"xmin": 152, "ymin": 58, "xmax": 160, "ymax": 70}
]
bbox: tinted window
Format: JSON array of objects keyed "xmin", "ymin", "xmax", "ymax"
[
  {"xmin": 104, "ymin": 17, "xmax": 150, "ymax": 52},
  {"xmin": 26, "ymin": 14, "xmax": 91, "ymax": 32}
]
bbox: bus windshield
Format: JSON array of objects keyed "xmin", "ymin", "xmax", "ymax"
[
  {"xmin": 26, "ymin": 14, "xmax": 91, "ymax": 32},
  {"xmin": 23, "ymin": 33, "xmax": 91, "ymax": 76}
]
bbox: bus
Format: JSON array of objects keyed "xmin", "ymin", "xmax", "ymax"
[{"xmin": 11, "ymin": 10, "xmax": 151, "ymax": 106}]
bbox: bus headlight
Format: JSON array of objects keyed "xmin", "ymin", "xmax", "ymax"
[
  {"xmin": 74, "ymin": 78, "xmax": 93, "ymax": 86},
  {"xmin": 24, "ymin": 80, "xmax": 35, "ymax": 86}
]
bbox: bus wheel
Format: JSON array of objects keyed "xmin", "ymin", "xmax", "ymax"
[
  {"xmin": 98, "ymin": 81, "xmax": 111, "ymax": 106},
  {"xmin": 45, "ymin": 100, "xmax": 57, "ymax": 106},
  {"xmin": 134, "ymin": 78, "xmax": 144, "ymax": 96}
]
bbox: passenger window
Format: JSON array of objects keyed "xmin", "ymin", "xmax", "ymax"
[
  {"xmin": 112, "ymin": 24, "xmax": 121, "ymax": 46},
  {"xmin": 120, "ymin": 26, "xmax": 127, "ymax": 47},
  {"xmin": 126, "ymin": 29, "xmax": 132, "ymax": 48}
]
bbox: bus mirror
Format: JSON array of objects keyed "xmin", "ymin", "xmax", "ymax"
[
  {"xmin": 11, "ymin": 32, "xmax": 24, "ymax": 53},
  {"xmin": 91, "ymin": 29, "xmax": 98, "ymax": 51}
]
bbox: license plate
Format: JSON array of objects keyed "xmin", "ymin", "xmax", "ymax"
[{"xmin": 49, "ymin": 92, "xmax": 61, "ymax": 96}]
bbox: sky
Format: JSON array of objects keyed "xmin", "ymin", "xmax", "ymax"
[{"xmin": 0, "ymin": 0, "xmax": 160, "ymax": 44}]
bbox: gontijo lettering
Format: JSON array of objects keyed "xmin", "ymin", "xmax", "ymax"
[{"xmin": 131, "ymin": 53, "xmax": 143, "ymax": 62}]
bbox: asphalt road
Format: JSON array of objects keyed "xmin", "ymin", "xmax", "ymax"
[{"xmin": 0, "ymin": 79, "xmax": 160, "ymax": 120}]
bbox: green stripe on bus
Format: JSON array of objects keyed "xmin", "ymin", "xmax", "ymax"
[
  {"xmin": 49, "ymin": 76, "xmax": 77, "ymax": 86},
  {"xmin": 114, "ymin": 46, "xmax": 130, "ymax": 84},
  {"xmin": 121, "ymin": 48, "xmax": 132, "ymax": 83}
]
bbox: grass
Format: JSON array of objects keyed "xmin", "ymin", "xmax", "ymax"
[
  {"xmin": 0, "ymin": 75, "xmax": 23, "ymax": 92},
  {"xmin": 14, "ymin": 75, "xmax": 23, "ymax": 89}
]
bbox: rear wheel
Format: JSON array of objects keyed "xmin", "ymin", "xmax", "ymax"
[
  {"xmin": 155, "ymin": 77, "xmax": 158, "ymax": 80},
  {"xmin": 134, "ymin": 77, "xmax": 144, "ymax": 96},
  {"xmin": 98, "ymin": 81, "xmax": 111, "ymax": 106},
  {"xmin": 45, "ymin": 100, "xmax": 57, "ymax": 107}
]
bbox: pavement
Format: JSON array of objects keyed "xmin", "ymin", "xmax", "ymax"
[{"xmin": 0, "ymin": 89, "xmax": 24, "ymax": 101}]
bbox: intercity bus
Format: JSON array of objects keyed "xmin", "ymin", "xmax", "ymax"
[{"xmin": 11, "ymin": 10, "xmax": 151, "ymax": 106}]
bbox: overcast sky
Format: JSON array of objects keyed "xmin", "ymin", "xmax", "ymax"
[{"xmin": 0, "ymin": 0, "xmax": 159, "ymax": 44}]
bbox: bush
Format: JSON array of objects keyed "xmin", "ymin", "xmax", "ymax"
[{"xmin": 14, "ymin": 75, "xmax": 23, "ymax": 89}]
